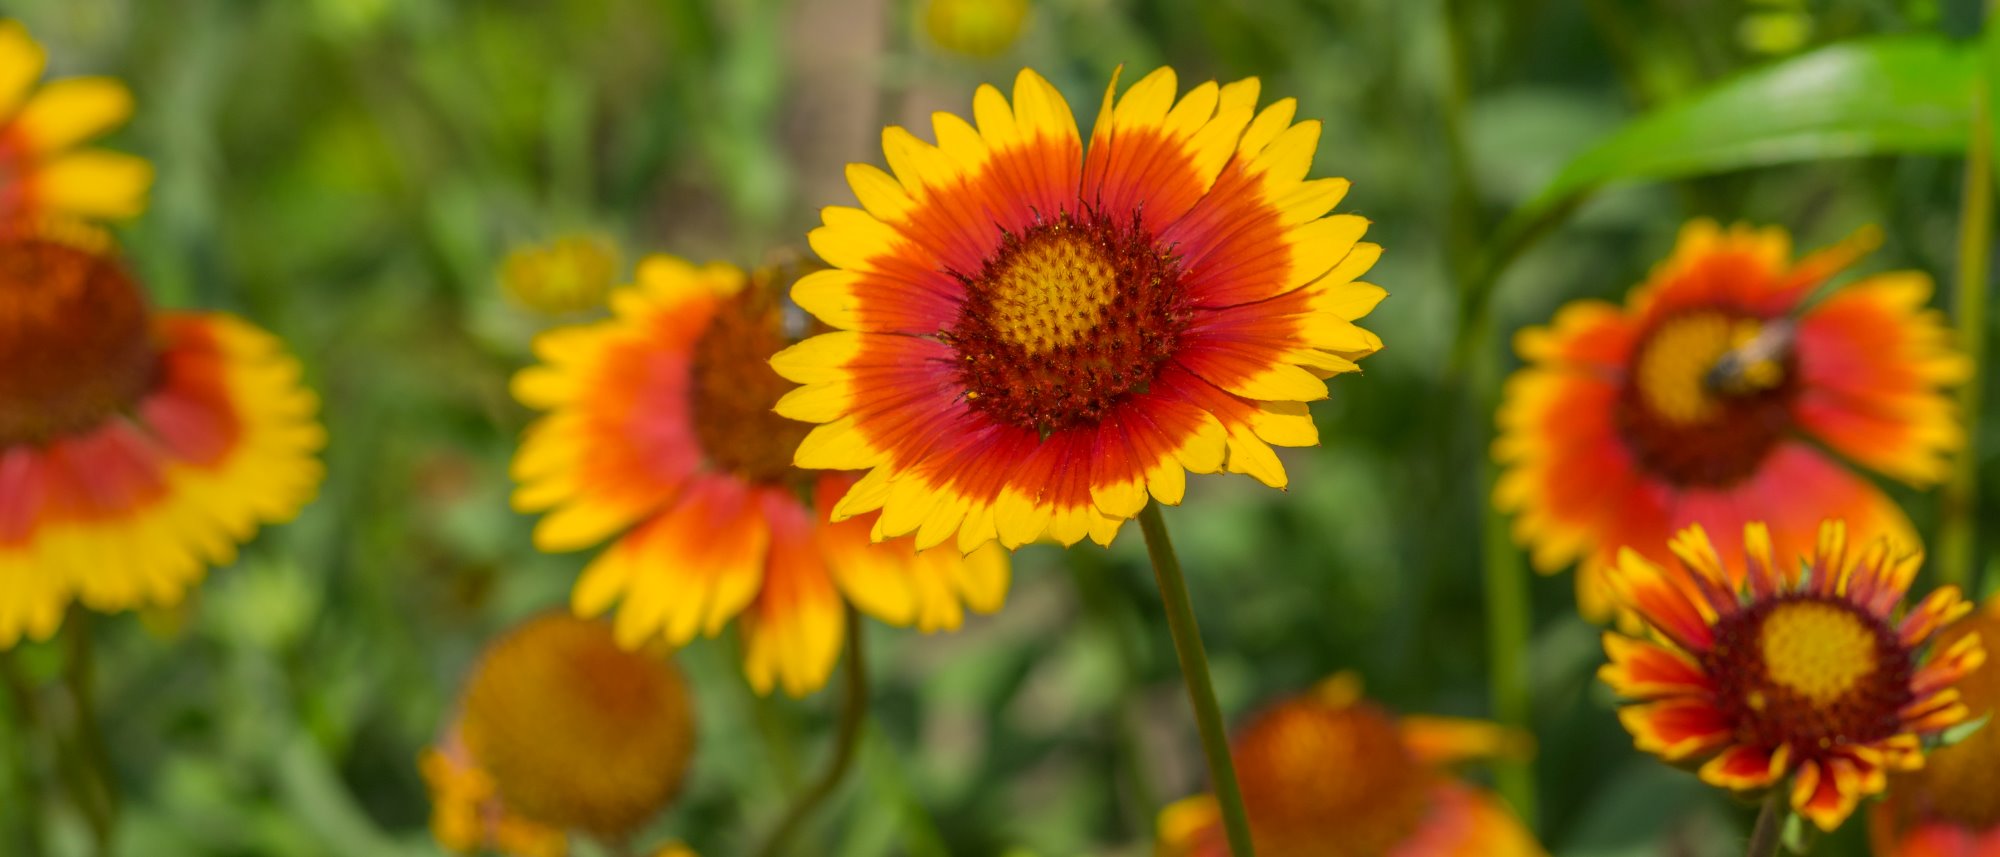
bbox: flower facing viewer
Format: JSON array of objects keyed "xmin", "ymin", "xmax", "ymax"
[
  {"xmin": 1157, "ymin": 674, "xmax": 1543, "ymax": 857},
  {"xmin": 0, "ymin": 221, "xmax": 324, "ymax": 645},
  {"xmin": 1600, "ymin": 521, "xmax": 1983, "ymax": 831},
  {"xmin": 423, "ymin": 612, "xmax": 695, "ymax": 855},
  {"xmin": 512, "ymin": 256, "xmax": 1009, "ymax": 696},
  {"xmin": 773, "ymin": 66, "xmax": 1384, "ymax": 553},
  {"xmin": 1496, "ymin": 221, "xmax": 1966, "ymax": 619},
  {"xmin": 0, "ymin": 20, "xmax": 152, "ymax": 223},
  {"xmin": 1870, "ymin": 597, "xmax": 2000, "ymax": 856}
]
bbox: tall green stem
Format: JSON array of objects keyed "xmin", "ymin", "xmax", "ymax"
[
  {"xmin": 1744, "ymin": 791, "xmax": 1786, "ymax": 857},
  {"xmin": 0, "ymin": 653, "xmax": 47, "ymax": 856},
  {"xmin": 1942, "ymin": 65, "xmax": 1993, "ymax": 592},
  {"xmin": 64, "ymin": 613, "xmax": 118, "ymax": 856},
  {"xmin": 1137, "ymin": 502, "xmax": 1255, "ymax": 857},
  {"xmin": 753, "ymin": 605, "xmax": 869, "ymax": 857}
]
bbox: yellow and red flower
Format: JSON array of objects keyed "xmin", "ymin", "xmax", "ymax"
[
  {"xmin": 772, "ymin": 67, "xmax": 1384, "ymax": 553},
  {"xmin": 512, "ymin": 256, "xmax": 1010, "ymax": 697},
  {"xmin": 0, "ymin": 21, "xmax": 151, "ymax": 224},
  {"xmin": 1496, "ymin": 221, "xmax": 1966, "ymax": 619},
  {"xmin": 1157, "ymin": 674, "xmax": 1543, "ymax": 857},
  {"xmin": 1871, "ymin": 597, "xmax": 2000, "ymax": 856},
  {"xmin": 423, "ymin": 612, "xmax": 697, "ymax": 855},
  {"xmin": 0, "ymin": 220, "xmax": 324, "ymax": 646},
  {"xmin": 1600, "ymin": 520, "xmax": 1983, "ymax": 831}
]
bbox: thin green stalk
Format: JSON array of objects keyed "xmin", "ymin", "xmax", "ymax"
[
  {"xmin": 0, "ymin": 652, "xmax": 47, "ymax": 857},
  {"xmin": 1745, "ymin": 791, "xmax": 1786, "ymax": 857},
  {"xmin": 1480, "ymin": 459, "xmax": 1536, "ymax": 826},
  {"xmin": 1441, "ymin": 0, "xmax": 1538, "ymax": 826},
  {"xmin": 1137, "ymin": 502, "xmax": 1254, "ymax": 857},
  {"xmin": 754, "ymin": 605, "xmax": 869, "ymax": 857},
  {"xmin": 63, "ymin": 613, "xmax": 118, "ymax": 856},
  {"xmin": 1942, "ymin": 68, "xmax": 1992, "ymax": 592}
]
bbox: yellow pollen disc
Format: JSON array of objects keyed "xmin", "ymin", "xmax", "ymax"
[
  {"xmin": 1759, "ymin": 601, "xmax": 1879, "ymax": 705},
  {"xmin": 1635, "ymin": 312, "xmax": 1779, "ymax": 425},
  {"xmin": 987, "ymin": 234, "xmax": 1117, "ymax": 355}
]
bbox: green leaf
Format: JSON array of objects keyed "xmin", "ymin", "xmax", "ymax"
[{"xmin": 1533, "ymin": 35, "xmax": 1977, "ymax": 207}]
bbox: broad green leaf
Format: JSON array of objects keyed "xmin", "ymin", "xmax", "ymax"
[{"xmin": 1533, "ymin": 35, "xmax": 1976, "ymax": 207}]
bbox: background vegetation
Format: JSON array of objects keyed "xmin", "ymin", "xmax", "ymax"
[{"xmin": 1, "ymin": 0, "xmax": 1995, "ymax": 854}]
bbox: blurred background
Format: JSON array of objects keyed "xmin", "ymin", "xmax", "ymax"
[{"xmin": 0, "ymin": 0, "xmax": 1994, "ymax": 854}]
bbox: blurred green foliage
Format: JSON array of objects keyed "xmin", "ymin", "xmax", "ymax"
[{"xmin": 1, "ymin": 0, "xmax": 1996, "ymax": 855}]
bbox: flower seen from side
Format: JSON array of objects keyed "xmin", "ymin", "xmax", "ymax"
[
  {"xmin": 0, "ymin": 220, "xmax": 325, "ymax": 645},
  {"xmin": 773, "ymin": 67, "xmax": 1384, "ymax": 553},
  {"xmin": 423, "ymin": 612, "xmax": 696, "ymax": 853},
  {"xmin": 1870, "ymin": 596, "xmax": 2000, "ymax": 856},
  {"xmin": 511, "ymin": 256, "xmax": 1010, "ymax": 696},
  {"xmin": 500, "ymin": 234, "xmax": 620, "ymax": 317},
  {"xmin": 923, "ymin": 0, "xmax": 1029, "ymax": 59},
  {"xmin": 1600, "ymin": 520, "xmax": 1984, "ymax": 831},
  {"xmin": 1495, "ymin": 221, "xmax": 1966, "ymax": 620},
  {"xmin": 1157, "ymin": 674, "xmax": 1544, "ymax": 857},
  {"xmin": 0, "ymin": 20, "xmax": 152, "ymax": 223}
]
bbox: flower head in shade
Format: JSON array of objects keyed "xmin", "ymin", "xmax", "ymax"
[
  {"xmin": 512, "ymin": 257, "xmax": 1009, "ymax": 696},
  {"xmin": 773, "ymin": 67, "xmax": 1383, "ymax": 553},
  {"xmin": 1496, "ymin": 221, "xmax": 1967, "ymax": 620},
  {"xmin": 923, "ymin": 0, "xmax": 1029, "ymax": 59},
  {"xmin": 0, "ymin": 220, "xmax": 324, "ymax": 645},
  {"xmin": 1157, "ymin": 674, "xmax": 1543, "ymax": 857},
  {"xmin": 1870, "ymin": 597, "xmax": 2000, "ymax": 856},
  {"xmin": 423, "ymin": 613, "xmax": 696, "ymax": 851},
  {"xmin": 1600, "ymin": 521, "xmax": 1984, "ymax": 831},
  {"xmin": 500, "ymin": 235, "xmax": 620, "ymax": 317},
  {"xmin": 0, "ymin": 21, "xmax": 151, "ymax": 223}
]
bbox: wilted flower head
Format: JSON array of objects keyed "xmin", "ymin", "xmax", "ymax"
[
  {"xmin": 424, "ymin": 612, "xmax": 696, "ymax": 854},
  {"xmin": 1158, "ymin": 674, "xmax": 1543, "ymax": 857}
]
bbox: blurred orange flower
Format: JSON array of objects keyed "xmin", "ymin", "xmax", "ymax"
[
  {"xmin": 1600, "ymin": 521, "xmax": 1983, "ymax": 831},
  {"xmin": 1156, "ymin": 674, "xmax": 1543, "ymax": 857},
  {"xmin": 512, "ymin": 257, "xmax": 1008, "ymax": 696},
  {"xmin": 1496, "ymin": 221, "xmax": 1966, "ymax": 620},
  {"xmin": 0, "ymin": 220, "xmax": 323, "ymax": 645},
  {"xmin": 1871, "ymin": 597, "xmax": 2000, "ymax": 856}
]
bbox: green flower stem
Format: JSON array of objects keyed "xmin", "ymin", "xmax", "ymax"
[
  {"xmin": 753, "ymin": 604, "xmax": 869, "ymax": 857},
  {"xmin": 1745, "ymin": 791, "xmax": 1786, "ymax": 857},
  {"xmin": 0, "ymin": 652, "xmax": 47, "ymax": 856},
  {"xmin": 1942, "ymin": 68, "xmax": 1993, "ymax": 592},
  {"xmin": 63, "ymin": 612, "xmax": 118, "ymax": 857},
  {"xmin": 1137, "ymin": 502, "xmax": 1255, "ymax": 857},
  {"xmin": 1480, "ymin": 457, "xmax": 1537, "ymax": 825}
]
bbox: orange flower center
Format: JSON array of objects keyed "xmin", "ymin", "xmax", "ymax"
[
  {"xmin": 0, "ymin": 236, "xmax": 158, "ymax": 445},
  {"xmin": 946, "ymin": 210, "xmax": 1189, "ymax": 436},
  {"xmin": 459, "ymin": 614, "xmax": 695, "ymax": 837},
  {"xmin": 1617, "ymin": 311, "xmax": 1797, "ymax": 487},
  {"xmin": 689, "ymin": 281, "xmax": 813, "ymax": 484},
  {"xmin": 1232, "ymin": 700, "xmax": 1432, "ymax": 857},
  {"xmin": 1895, "ymin": 610, "xmax": 2000, "ymax": 828},
  {"xmin": 1705, "ymin": 596, "xmax": 1911, "ymax": 753}
]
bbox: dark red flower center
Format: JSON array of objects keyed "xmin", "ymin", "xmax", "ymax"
[
  {"xmin": 1616, "ymin": 310, "xmax": 1799, "ymax": 487},
  {"xmin": 944, "ymin": 209, "xmax": 1190, "ymax": 436},
  {"xmin": 0, "ymin": 236, "xmax": 158, "ymax": 446},
  {"xmin": 1703, "ymin": 595, "xmax": 1912, "ymax": 753},
  {"xmin": 689, "ymin": 273, "xmax": 814, "ymax": 485}
]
